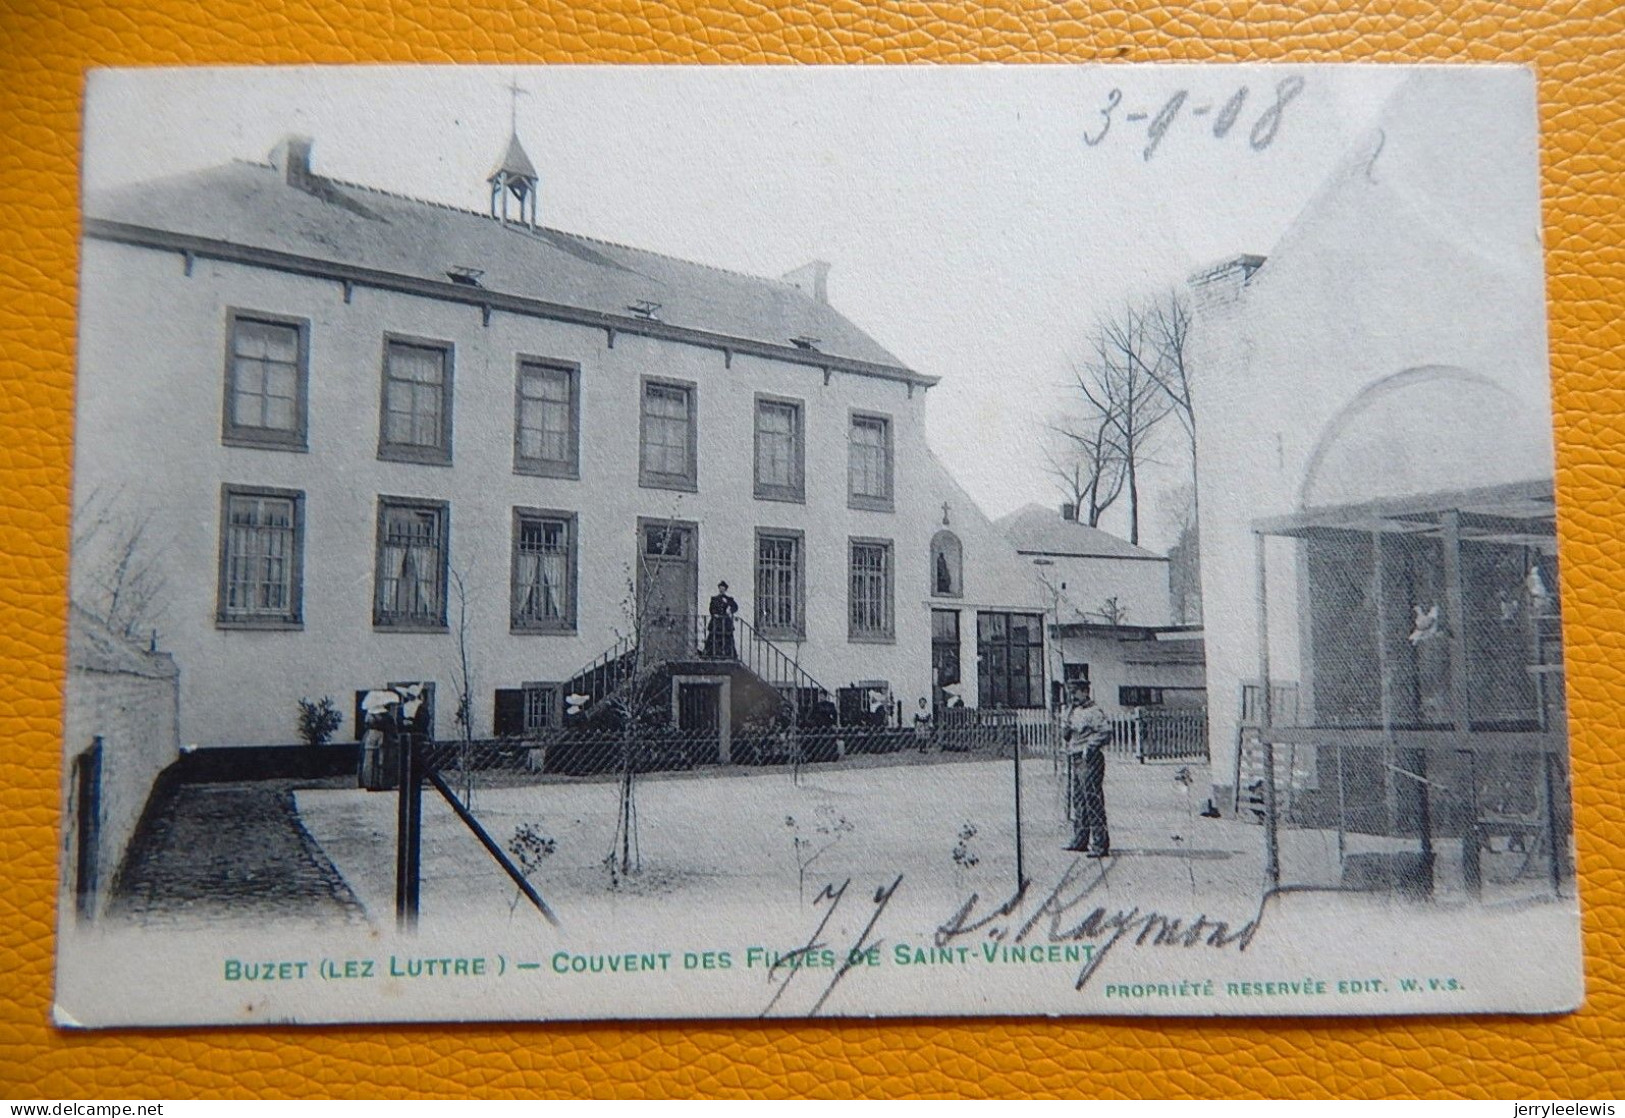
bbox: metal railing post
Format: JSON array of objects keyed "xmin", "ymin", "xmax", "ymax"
[
  {"xmin": 395, "ymin": 731, "xmax": 422, "ymax": 931},
  {"xmin": 1255, "ymin": 531, "xmax": 1281, "ymax": 890}
]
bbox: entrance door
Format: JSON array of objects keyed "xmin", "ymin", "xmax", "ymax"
[
  {"xmin": 637, "ymin": 519, "xmax": 697, "ymax": 665},
  {"xmin": 677, "ymin": 680, "xmax": 726, "ymax": 763}
]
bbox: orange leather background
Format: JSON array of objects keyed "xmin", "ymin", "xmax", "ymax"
[{"xmin": 4, "ymin": 0, "xmax": 1623, "ymax": 1099}]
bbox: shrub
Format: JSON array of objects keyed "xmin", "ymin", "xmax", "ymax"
[{"xmin": 297, "ymin": 696, "xmax": 343, "ymax": 748}]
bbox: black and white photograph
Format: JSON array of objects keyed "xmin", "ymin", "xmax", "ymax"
[{"xmin": 55, "ymin": 64, "xmax": 1580, "ymax": 1026}]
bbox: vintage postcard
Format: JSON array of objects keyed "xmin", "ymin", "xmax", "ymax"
[{"xmin": 55, "ymin": 64, "xmax": 1581, "ymax": 1026}]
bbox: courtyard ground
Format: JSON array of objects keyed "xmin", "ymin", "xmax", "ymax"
[
  {"xmin": 110, "ymin": 780, "xmax": 366, "ymax": 927},
  {"xmin": 61, "ymin": 751, "xmax": 1579, "ymax": 1023}
]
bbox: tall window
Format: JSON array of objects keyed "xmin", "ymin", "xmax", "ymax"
[
  {"xmin": 511, "ymin": 509, "xmax": 576, "ymax": 632},
  {"xmin": 379, "ymin": 337, "xmax": 453, "ymax": 464},
  {"xmin": 754, "ymin": 396, "xmax": 804, "ymax": 502},
  {"xmin": 930, "ymin": 530, "xmax": 963, "ymax": 597},
  {"xmin": 374, "ymin": 498, "xmax": 448, "ymax": 629},
  {"xmin": 977, "ymin": 611, "xmax": 1046, "ymax": 709},
  {"xmin": 514, "ymin": 360, "xmax": 578, "ymax": 477},
  {"xmin": 640, "ymin": 378, "xmax": 697, "ymax": 490},
  {"xmin": 755, "ymin": 530, "xmax": 804, "ymax": 638},
  {"xmin": 848, "ymin": 412, "xmax": 893, "ymax": 511},
  {"xmin": 223, "ymin": 311, "xmax": 307, "ymax": 450},
  {"xmin": 217, "ymin": 486, "xmax": 303, "ymax": 626},
  {"xmin": 932, "ymin": 608, "xmax": 961, "ymax": 694},
  {"xmin": 849, "ymin": 538, "xmax": 894, "ymax": 641}
]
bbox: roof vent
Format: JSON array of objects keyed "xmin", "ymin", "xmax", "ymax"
[
  {"xmin": 446, "ymin": 266, "xmax": 485, "ymax": 287},
  {"xmin": 791, "ymin": 335, "xmax": 821, "ymax": 351},
  {"xmin": 627, "ymin": 300, "xmax": 662, "ymax": 320}
]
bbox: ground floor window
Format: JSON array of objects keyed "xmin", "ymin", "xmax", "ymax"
[
  {"xmin": 375, "ymin": 497, "xmax": 448, "ymax": 629},
  {"xmin": 932, "ymin": 609, "xmax": 961, "ymax": 705},
  {"xmin": 218, "ymin": 485, "xmax": 303, "ymax": 626},
  {"xmin": 977, "ymin": 611, "xmax": 1045, "ymax": 709},
  {"xmin": 1120, "ymin": 686, "xmax": 1165, "ymax": 707},
  {"xmin": 493, "ymin": 683, "xmax": 560, "ymax": 736},
  {"xmin": 755, "ymin": 530, "xmax": 804, "ymax": 638},
  {"xmin": 511, "ymin": 509, "xmax": 575, "ymax": 632},
  {"xmin": 849, "ymin": 538, "xmax": 894, "ymax": 641}
]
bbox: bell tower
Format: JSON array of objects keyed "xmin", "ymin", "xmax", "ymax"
[{"xmin": 488, "ymin": 80, "xmax": 539, "ymax": 228}]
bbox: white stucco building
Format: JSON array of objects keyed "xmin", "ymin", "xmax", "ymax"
[{"xmin": 73, "ymin": 132, "xmax": 1049, "ymax": 753}]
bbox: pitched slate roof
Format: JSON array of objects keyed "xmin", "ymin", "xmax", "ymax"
[
  {"xmin": 85, "ymin": 158, "xmax": 913, "ymax": 373},
  {"xmin": 996, "ymin": 504, "xmax": 1165, "ymax": 562}
]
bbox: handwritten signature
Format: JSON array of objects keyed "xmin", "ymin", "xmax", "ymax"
[
  {"xmin": 935, "ymin": 860, "xmax": 1268, "ymax": 991},
  {"xmin": 759, "ymin": 873, "xmax": 903, "ymax": 1017}
]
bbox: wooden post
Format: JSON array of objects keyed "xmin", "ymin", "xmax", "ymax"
[
  {"xmin": 1440, "ymin": 509, "xmax": 1472, "ymax": 900},
  {"xmin": 1012, "ymin": 718, "xmax": 1026, "ymax": 893},
  {"xmin": 1255, "ymin": 531, "xmax": 1280, "ymax": 889},
  {"xmin": 1370, "ymin": 529, "xmax": 1392, "ymax": 865}
]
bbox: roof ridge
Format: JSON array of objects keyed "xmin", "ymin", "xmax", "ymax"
[
  {"xmin": 546, "ymin": 227, "xmax": 806, "ymax": 291},
  {"xmin": 244, "ymin": 160, "xmax": 811, "ymax": 294}
]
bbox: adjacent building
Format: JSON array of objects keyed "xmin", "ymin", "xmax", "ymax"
[
  {"xmin": 1187, "ymin": 70, "xmax": 1568, "ymax": 890},
  {"xmin": 995, "ymin": 503, "xmax": 1203, "ymax": 717}
]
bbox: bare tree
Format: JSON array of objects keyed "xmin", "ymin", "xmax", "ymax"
[
  {"xmin": 448, "ymin": 567, "xmax": 478, "ymax": 807},
  {"xmin": 605, "ymin": 510, "xmax": 688, "ymax": 883},
  {"xmin": 1162, "ymin": 480, "xmax": 1203, "ymax": 626},
  {"xmin": 1143, "ymin": 290, "xmax": 1196, "ymax": 478},
  {"xmin": 1143, "ymin": 292, "xmax": 1203, "ymax": 624},
  {"xmin": 1071, "ymin": 302, "xmax": 1174, "ymax": 545},
  {"xmin": 72, "ymin": 487, "xmax": 168, "ymax": 644},
  {"xmin": 1043, "ymin": 394, "xmax": 1126, "ymax": 528}
]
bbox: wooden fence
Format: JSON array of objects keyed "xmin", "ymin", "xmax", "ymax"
[{"xmin": 1107, "ymin": 708, "xmax": 1210, "ymax": 763}]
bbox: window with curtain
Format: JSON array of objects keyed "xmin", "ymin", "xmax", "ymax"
[
  {"xmin": 375, "ymin": 499, "xmax": 448, "ymax": 628},
  {"xmin": 380, "ymin": 339, "xmax": 452, "ymax": 463},
  {"xmin": 512, "ymin": 511, "xmax": 575, "ymax": 631}
]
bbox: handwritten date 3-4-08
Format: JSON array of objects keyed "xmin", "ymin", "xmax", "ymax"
[{"xmin": 1084, "ymin": 77, "xmax": 1307, "ymax": 160}]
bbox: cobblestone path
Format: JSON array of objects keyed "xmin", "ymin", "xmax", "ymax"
[{"xmin": 109, "ymin": 780, "xmax": 367, "ymax": 927}]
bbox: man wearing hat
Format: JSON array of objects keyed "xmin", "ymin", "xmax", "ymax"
[
  {"xmin": 705, "ymin": 579, "xmax": 739, "ymax": 659},
  {"xmin": 1063, "ymin": 680, "xmax": 1112, "ymax": 856}
]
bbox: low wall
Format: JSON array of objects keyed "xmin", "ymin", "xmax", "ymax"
[{"xmin": 61, "ymin": 607, "xmax": 180, "ymax": 922}]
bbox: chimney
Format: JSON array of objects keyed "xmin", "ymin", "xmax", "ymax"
[
  {"xmin": 782, "ymin": 260, "xmax": 831, "ymax": 304},
  {"xmin": 270, "ymin": 135, "xmax": 317, "ymax": 189},
  {"xmin": 1060, "ymin": 503, "xmax": 1077, "ymax": 521},
  {"xmin": 1188, "ymin": 253, "xmax": 1266, "ymax": 313}
]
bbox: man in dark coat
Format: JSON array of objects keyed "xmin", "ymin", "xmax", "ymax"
[
  {"xmin": 706, "ymin": 580, "xmax": 739, "ymax": 658},
  {"xmin": 1063, "ymin": 681, "xmax": 1113, "ymax": 856}
]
